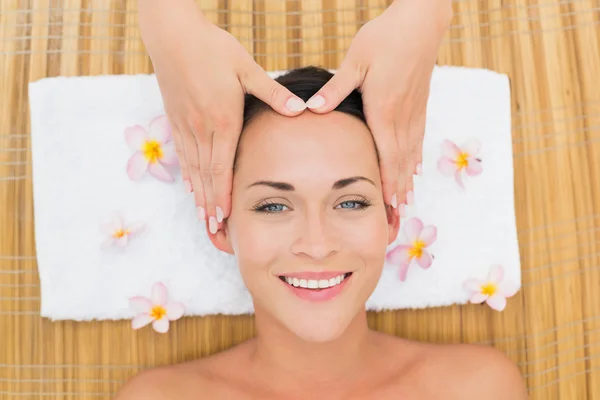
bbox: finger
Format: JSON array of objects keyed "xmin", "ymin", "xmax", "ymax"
[
  {"xmin": 414, "ymin": 106, "xmax": 427, "ymax": 176},
  {"xmin": 242, "ymin": 63, "xmax": 307, "ymax": 115},
  {"xmin": 198, "ymin": 129, "xmax": 218, "ymax": 234},
  {"xmin": 183, "ymin": 122, "xmax": 208, "ymax": 221},
  {"xmin": 170, "ymin": 121, "xmax": 192, "ymax": 193},
  {"xmin": 366, "ymin": 114, "xmax": 400, "ymax": 209},
  {"xmin": 306, "ymin": 60, "xmax": 362, "ymax": 113},
  {"xmin": 210, "ymin": 121, "xmax": 241, "ymax": 222},
  {"xmin": 395, "ymin": 125, "xmax": 410, "ymax": 207}
]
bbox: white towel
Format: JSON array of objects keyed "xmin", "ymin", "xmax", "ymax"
[{"xmin": 29, "ymin": 66, "xmax": 520, "ymax": 321}]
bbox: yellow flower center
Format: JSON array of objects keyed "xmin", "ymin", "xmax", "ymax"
[
  {"xmin": 409, "ymin": 240, "xmax": 426, "ymax": 259},
  {"xmin": 455, "ymin": 152, "xmax": 469, "ymax": 169},
  {"xmin": 112, "ymin": 229, "xmax": 129, "ymax": 238},
  {"xmin": 481, "ymin": 283, "xmax": 497, "ymax": 296},
  {"xmin": 143, "ymin": 140, "xmax": 163, "ymax": 163},
  {"xmin": 150, "ymin": 305, "xmax": 167, "ymax": 320}
]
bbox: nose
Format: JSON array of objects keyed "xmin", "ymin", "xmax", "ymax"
[{"xmin": 290, "ymin": 210, "xmax": 341, "ymax": 261}]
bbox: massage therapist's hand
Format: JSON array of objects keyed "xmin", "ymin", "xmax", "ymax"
[
  {"xmin": 306, "ymin": 0, "xmax": 453, "ymax": 210},
  {"xmin": 137, "ymin": 0, "xmax": 306, "ymax": 232}
]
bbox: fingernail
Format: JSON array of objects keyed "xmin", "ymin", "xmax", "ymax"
[
  {"xmin": 285, "ymin": 97, "xmax": 306, "ymax": 112},
  {"xmin": 390, "ymin": 193, "xmax": 397, "ymax": 208},
  {"xmin": 306, "ymin": 95, "xmax": 325, "ymax": 109},
  {"xmin": 184, "ymin": 180, "xmax": 193, "ymax": 193},
  {"xmin": 407, "ymin": 191, "xmax": 414, "ymax": 206},
  {"xmin": 416, "ymin": 163, "xmax": 422, "ymax": 176},
  {"xmin": 209, "ymin": 217, "xmax": 218, "ymax": 234},
  {"xmin": 216, "ymin": 206, "xmax": 224, "ymax": 223},
  {"xmin": 399, "ymin": 203, "xmax": 406, "ymax": 218},
  {"xmin": 197, "ymin": 206, "xmax": 205, "ymax": 221}
]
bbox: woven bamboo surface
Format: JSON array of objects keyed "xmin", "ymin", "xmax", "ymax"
[{"xmin": 1, "ymin": 0, "xmax": 599, "ymax": 398}]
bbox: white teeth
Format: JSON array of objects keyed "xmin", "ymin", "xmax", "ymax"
[{"xmin": 282, "ymin": 274, "xmax": 349, "ymax": 290}]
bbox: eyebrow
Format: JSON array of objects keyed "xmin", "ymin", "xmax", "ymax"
[{"xmin": 248, "ymin": 176, "xmax": 376, "ymax": 191}]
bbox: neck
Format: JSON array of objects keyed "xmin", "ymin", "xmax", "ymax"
[{"xmin": 248, "ymin": 305, "xmax": 377, "ymax": 389}]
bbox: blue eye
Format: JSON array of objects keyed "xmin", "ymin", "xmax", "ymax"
[
  {"xmin": 253, "ymin": 202, "xmax": 289, "ymax": 214},
  {"xmin": 339, "ymin": 201, "xmax": 361, "ymax": 209},
  {"xmin": 336, "ymin": 197, "xmax": 372, "ymax": 210}
]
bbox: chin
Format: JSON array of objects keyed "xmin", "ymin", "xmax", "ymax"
[{"xmin": 282, "ymin": 311, "xmax": 355, "ymax": 343}]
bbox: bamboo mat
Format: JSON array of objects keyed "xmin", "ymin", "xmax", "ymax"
[{"xmin": 1, "ymin": 0, "xmax": 599, "ymax": 398}]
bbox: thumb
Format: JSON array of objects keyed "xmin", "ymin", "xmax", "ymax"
[
  {"xmin": 241, "ymin": 64, "xmax": 307, "ymax": 116},
  {"xmin": 306, "ymin": 62, "xmax": 362, "ymax": 113}
]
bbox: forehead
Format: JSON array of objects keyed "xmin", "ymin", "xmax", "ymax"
[{"xmin": 235, "ymin": 110, "xmax": 377, "ymax": 178}]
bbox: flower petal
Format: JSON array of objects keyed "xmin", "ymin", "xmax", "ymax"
[
  {"xmin": 116, "ymin": 235, "xmax": 129, "ymax": 247},
  {"xmin": 127, "ymin": 153, "xmax": 149, "ymax": 180},
  {"xmin": 465, "ymin": 158, "xmax": 483, "ymax": 176},
  {"xmin": 152, "ymin": 318, "xmax": 170, "ymax": 333},
  {"xmin": 129, "ymin": 296, "xmax": 152, "ymax": 313},
  {"xmin": 100, "ymin": 219, "xmax": 120, "ymax": 235},
  {"xmin": 127, "ymin": 221, "xmax": 145, "ymax": 234},
  {"xmin": 463, "ymin": 279, "xmax": 484, "ymax": 293},
  {"xmin": 437, "ymin": 157, "xmax": 458, "ymax": 176},
  {"xmin": 398, "ymin": 263, "xmax": 411, "ymax": 282},
  {"xmin": 416, "ymin": 251, "xmax": 432, "ymax": 269},
  {"xmin": 166, "ymin": 302, "xmax": 185, "ymax": 320},
  {"xmin": 441, "ymin": 139, "xmax": 461, "ymax": 159},
  {"xmin": 498, "ymin": 280, "xmax": 519, "ymax": 298},
  {"xmin": 487, "ymin": 265, "xmax": 504, "ymax": 284},
  {"xmin": 148, "ymin": 115, "xmax": 171, "ymax": 143},
  {"xmin": 124, "ymin": 125, "xmax": 148, "ymax": 151},
  {"xmin": 486, "ymin": 294, "xmax": 507, "ymax": 311},
  {"xmin": 151, "ymin": 282, "xmax": 168, "ymax": 305},
  {"xmin": 386, "ymin": 245, "xmax": 413, "ymax": 267},
  {"xmin": 469, "ymin": 292, "xmax": 488, "ymax": 304},
  {"xmin": 148, "ymin": 162, "xmax": 174, "ymax": 182},
  {"xmin": 132, "ymin": 313, "xmax": 154, "ymax": 329},
  {"xmin": 462, "ymin": 139, "xmax": 481, "ymax": 156},
  {"xmin": 454, "ymin": 170, "xmax": 465, "ymax": 190},
  {"xmin": 419, "ymin": 226, "xmax": 437, "ymax": 246},
  {"xmin": 159, "ymin": 142, "xmax": 178, "ymax": 166},
  {"xmin": 404, "ymin": 218, "xmax": 424, "ymax": 243}
]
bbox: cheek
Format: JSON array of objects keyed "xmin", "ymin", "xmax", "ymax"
[
  {"xmin": 336, "ymin": 210, "xmax": 390, "ymax": 265},
  {"xmin": 228, "ymin": 214, "xmax": 284, "ymax": 277}
]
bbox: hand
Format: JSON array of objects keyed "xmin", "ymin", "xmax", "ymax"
[
  {"xmin": 137, "ymin": 0, "xmax": 307, "ymax": 233},
  {"xmin": 305, "ymin": 0, "xmax": 453, "ymax": 211}
]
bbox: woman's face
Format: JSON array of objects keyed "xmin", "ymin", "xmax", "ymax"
[{"xmin": 210, "ymin": 109, "xmax": 399, "ymax": 343}]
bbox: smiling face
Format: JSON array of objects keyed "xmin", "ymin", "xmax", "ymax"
[{"xmin": 210, "ymin": 109, "xmax": 399, "ymax": 343}]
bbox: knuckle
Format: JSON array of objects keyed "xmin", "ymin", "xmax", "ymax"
[
  {"xmin": 189, "ymin": 161, "xmax": 202, "ymax": 174},
  {"xmin": 200, "ymin": 169, "xmax": 213, "ymax": 184},
  {"xmin": 268, "ymin": 82, "xmax": 282, "ymax": 105},
  {"xmin": 209, "ymin": 162, "xmax": 226, "ymax": 177}
]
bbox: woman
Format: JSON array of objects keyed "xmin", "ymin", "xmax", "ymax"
[
  {"xmin": 115, "ymin": 67, "xmax": 527, "ymax": 400},
  {"xmin": 138, "ymin": 0, "xmax": 454, "ymax": 230}
]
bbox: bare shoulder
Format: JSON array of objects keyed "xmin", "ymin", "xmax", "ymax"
[
  {"xmin": 424, "ymin": 342, "xmax": 529, "ymax": 399},
  {"xmin": 114, "ymin": 341, "xmax": 253, "ymax": 400},
  {"xmin": 113, "ymin": 361, "xmax": 214, "ymax": 400}
]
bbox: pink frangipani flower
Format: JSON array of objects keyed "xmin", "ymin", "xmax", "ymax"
[
  {"xmin": 129, "ymin": 282, "xmax": 185, "ymax": 333},
  {"xmin": 437, "ymin": 139, "xmax": 483, "ymax": 189},
  {"xmin": 386, "ymin": 217, "xmax": 438, "ymax": 281},
  {"xmin": 125, "ymin": 115, "xmax": 178, "ymax": 182},
  {"xmin": 463, "ymin": 265, "xmax": 518, "ymax": 311},
  {"xmin": 100, "ymin": 213, "xmax": 143, "ymax": 249}
]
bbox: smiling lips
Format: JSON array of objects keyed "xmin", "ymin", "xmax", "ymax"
[{"xmin": 278, "ymin": 271, "xmax": 353, "ymax": 302}]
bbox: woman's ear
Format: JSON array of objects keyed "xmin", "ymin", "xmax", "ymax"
[
  {"xmin": 386, "ymin": 204, "xmax": 401, "ymax": 244},
  {"xmin": 207, "ymin": 220, "xmax": 234, "ymax": 255}
]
